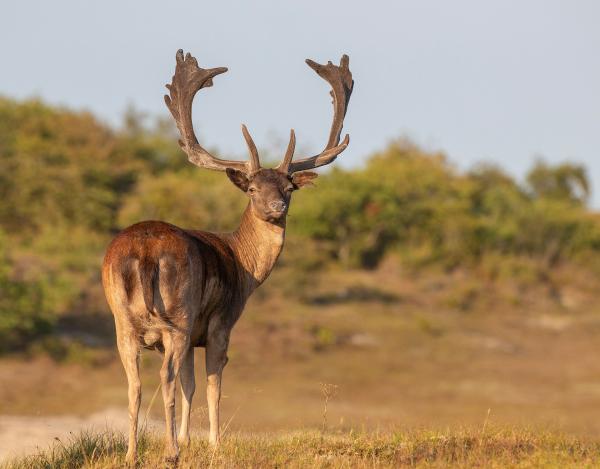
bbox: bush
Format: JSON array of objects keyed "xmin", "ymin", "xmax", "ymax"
[
  {"xmin": 0, "ymin": 232, "xmax": 53, "ymax": 352},
  {"xmin": 290, "ymin": 141, "xmax": 600, "ymax": 270},
  {"xmin": 117, "ymin": 169, "xmax": 247, "ymax": 231},
  {"xmin": 2, "ymin": 95, "xmax": 600, "ymax": 358}
]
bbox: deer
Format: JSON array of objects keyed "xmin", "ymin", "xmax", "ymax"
[{"xmin": 102, "ymin": 49, "xmax": 353, "ymax": 464}]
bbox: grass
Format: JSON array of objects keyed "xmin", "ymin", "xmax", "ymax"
[
  {"xmin": 4, "ymin": 264, "xmax": 600, "ymax": 466},
  {"xmin": 3, "ymin": 428, "xmax": 600, "ymax": 469}
]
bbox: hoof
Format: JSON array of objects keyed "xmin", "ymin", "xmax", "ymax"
[
  {"xmin": 125, "ymin": 453, "xmax": 137, "ymax": 467},
  {"xmin": 164, "ymin": 454, "xmax": 179, "ymax": 465}
]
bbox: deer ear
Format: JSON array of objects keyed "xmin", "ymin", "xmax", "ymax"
[
  {"xmin": 291, "ymin": 171, "xmax": 318, "ymax": 189},
  {"xmin": 226, "ymin": 168, "xmax": 250, "ymax": 192}
]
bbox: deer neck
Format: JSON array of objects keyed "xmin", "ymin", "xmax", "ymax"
[{"xmin": 230, "ymin": 203, "xmax": 286, "ymax": 289}]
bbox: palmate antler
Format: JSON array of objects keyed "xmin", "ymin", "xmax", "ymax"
[
  {"xmin": 165, "ymin": 50, "xmax": 353, "ymax": 175},
  {"xmin": 277, "ymin": 54, "xmax": 354, "ymax": 174},
  {"xmin": 164, "ymin": 50, "xmax": 261, "ymax": 173}
]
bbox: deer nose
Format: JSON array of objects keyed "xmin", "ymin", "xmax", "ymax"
[{"xmin": 269, "ymin": 200, "xmax": 287, "ymax": 212}]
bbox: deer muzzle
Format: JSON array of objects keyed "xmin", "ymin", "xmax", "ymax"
[{"xmin": 268, "ymin": 200, "xmax": 287, "ymax": 213}]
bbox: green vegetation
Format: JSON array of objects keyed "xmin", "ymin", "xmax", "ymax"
[
  {"xmin": 4, "ymin": 428, "xmax": 600, "ymax": 468},
  {"xmin": 293, "ymin": 144, "xmax": 600, "ymax": 270},
  {"xmin": 0, "ymin": 230, "xmax": 51, "ymax": 352},
  {"xmin": 1, "ymin": 96, "xmax": 600, "ymax": 352}
]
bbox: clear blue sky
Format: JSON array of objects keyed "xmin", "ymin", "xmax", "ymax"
[{"xmin": 2, "ymin": 1, "xmax": 599, "ymax": 203}]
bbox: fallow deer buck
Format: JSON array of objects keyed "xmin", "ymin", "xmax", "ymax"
[{"xmin": 102, "ymin": 49, "xmax": 353, "ymax": 463}]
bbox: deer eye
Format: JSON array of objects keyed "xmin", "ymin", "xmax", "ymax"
[
  {"xmin": 248, "ymin": 187, "xmax": 257, "ymax": 195},
  {"xmin": 285, "ymin": 186, "xmax": 294, "ymax": 193}
]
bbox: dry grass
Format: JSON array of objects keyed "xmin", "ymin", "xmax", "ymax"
[
  {"xmin": 4, "ymin": 263, "xmax": 600, "ymax": 464},
  {"xmin": 3, "ymin": 428, "xmax": 600, "ymax": 469}
]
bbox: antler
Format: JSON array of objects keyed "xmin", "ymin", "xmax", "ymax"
[
  {"xmin": 165, "ymin": 49, "xmax": 260, "ymax": 173},
  {"xmin": 277, "ymin": 54, "xmax": 354, "ymax": 174}
]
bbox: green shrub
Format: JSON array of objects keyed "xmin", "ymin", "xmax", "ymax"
[{"xmin": 0, "ymin": 232, "xmax": 53, "ymax": 352}]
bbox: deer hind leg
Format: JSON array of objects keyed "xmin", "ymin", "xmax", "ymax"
[
  {"xmin": 205, "ymin": 327, "xmax": 230, "ymax": 446},
  {"xmin": 160, "ymin": 331, "xmax": 188, "ymax": 462},
  {"xmin": 116, "ymin": 327, "xmax": 141, "ymax": 466},
  {"xmin": 177, "ymin": 347, "xmax": 195, "ymax": 447}
]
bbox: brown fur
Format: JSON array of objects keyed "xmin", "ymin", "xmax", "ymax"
[{"xmin": 102, "ymin": 170, "xmax": 296, "ymax": 462}]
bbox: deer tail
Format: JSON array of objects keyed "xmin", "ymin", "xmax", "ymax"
[{"xmin": 139, "ymin": 256, "xmax": 158, "ymax": 314}]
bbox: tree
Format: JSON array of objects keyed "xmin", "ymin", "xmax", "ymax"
[{"xmin": 527, "ymin": 160, "xmax": 590, "ymax": 205}]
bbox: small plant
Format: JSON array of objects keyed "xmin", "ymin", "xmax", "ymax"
[
  {"xmin": 320, "ymin": 382, "xmax": 339, "ymax": 434},
  {"xmin": 310, "ymin": 325, "xmax": 338, "ymax": 351}
]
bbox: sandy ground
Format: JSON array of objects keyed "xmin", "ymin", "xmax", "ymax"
[{"xmin": 0, "ymin": 408, "xmax": 159, "ymax": 463}]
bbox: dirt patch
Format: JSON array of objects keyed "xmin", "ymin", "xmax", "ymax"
[{"xmin": 0, "ymin": 408, "xmax": 161, "ymax": 462}]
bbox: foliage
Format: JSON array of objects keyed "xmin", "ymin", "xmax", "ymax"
[
  {"xmin": 527, "ymin": 160, "xmax": 590, "ymax": 204},
  {"xmin": 290, "ymin": 141, "xmax": 600, "ymax": 269},
  {"xmin": 290, "ymin": 141, "xmax": 471, "ymax": 268},
  {"xmin": 0, "ymin": 98, "xmax": 133, "ymax": 234},
  {"xmin": 1, "ymin": 96, "xmax": 600, "ymax": 353},
  {"xmin": 118, "ymin": 169, "xmax": 246, "ymax": 232},
  {"xmin": 0, "ymin": 97, "xmax": 177, "ymax": 350},
  {"xmin": 0, "ymin": 230, "xmax": 53, "ymax": 352}
]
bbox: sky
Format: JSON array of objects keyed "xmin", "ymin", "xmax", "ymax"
[{"xmin": 2, "ymin": 1, "xmax": 599, "ymax": 203}]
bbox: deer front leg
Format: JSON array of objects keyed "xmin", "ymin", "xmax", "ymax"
[
  {"xmin": 205, "ymin": 327, "xmax": 229, "ymax": 446},
  {"xmin": 177, "ymin": 347, "xmax": 195, "ymax": 447},
  {"xmin": 160, "ymin": 332, "xmax": 188, "ymax": 463}
]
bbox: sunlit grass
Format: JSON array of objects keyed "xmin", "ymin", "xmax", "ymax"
[{"xmin": 3, "ymin": 427, "xmax": 600, "ymax": 468}]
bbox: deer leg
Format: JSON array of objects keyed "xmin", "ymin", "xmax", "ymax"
[
  {"xmin": 116, "ymin": 329, "xmax": 141, "ymax": 466},
  {"xmin": 205, "ymin": 329, "xmax": 229, "ymax": 446},
  {"xmin": 177, "ymin": 347, "xmax": 195, "ymax": 447},
  {"xmin": 160, "ymin": 331, "xmax": 188, "ymax": 462}
]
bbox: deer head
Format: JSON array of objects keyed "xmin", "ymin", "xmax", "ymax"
[{"xmin": 164, "ymin": 50, "xmax": 354, "ymax": 223}]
